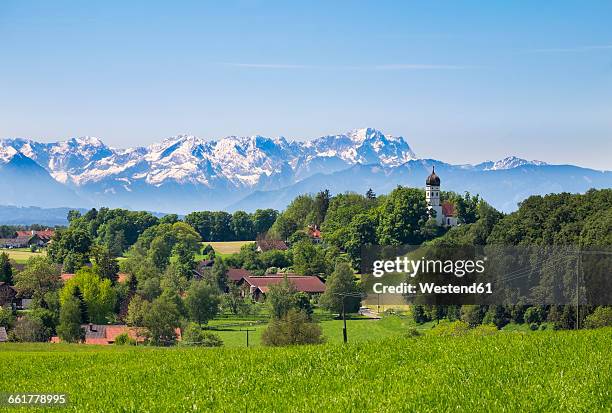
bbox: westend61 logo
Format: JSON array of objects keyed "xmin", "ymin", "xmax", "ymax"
[
  {"xmin": 370, "ymin": 256, "xmax": 491, "ymax": 296},
  {"xmin": 372, "ymin": 256, "xmax": 487, "ymax": 278},
  {"xmin": 360, "ymin": 245, "xmax": 612, "ymax": 306}
]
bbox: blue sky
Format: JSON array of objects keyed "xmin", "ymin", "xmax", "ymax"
[{"xmin": 1, "ymin": 1, "xmax": 611, "ymax": 169}]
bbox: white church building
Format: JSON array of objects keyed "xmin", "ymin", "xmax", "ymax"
[{"xmin": 425, "ymin": 167, "xmax": 458, "ymax": 227}]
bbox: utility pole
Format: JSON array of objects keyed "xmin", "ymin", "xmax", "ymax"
[
  {"xmin": 342, "ymin": 295, "xmax": 347, "ymax": 344},
  {"xmin": 241, "ymin": 328, "xmax": 256, "ymax": 347},
  {"xmin": 576, "ymin": 248, "xmax": 581, "ymax": 330}
]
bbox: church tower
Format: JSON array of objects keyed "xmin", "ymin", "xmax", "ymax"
[{"xmin": 425, "ymin": 166, "xmax": 443, "ymax": 225}]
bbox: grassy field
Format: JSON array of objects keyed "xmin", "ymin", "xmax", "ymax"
[
  {"xmin": 0, "ymin": 248, "xmax": 46, "ymax": 264},
  {"xmin": 1, "ymin": 329, "xmax": 610, "ymax": 412},
  {"xmin": 203, "ymin": 240, "xmax": 253, "ymax": 257},
  {"xmin": 208, "ymin": 315, "xmax": 423, "ymax": 347}
]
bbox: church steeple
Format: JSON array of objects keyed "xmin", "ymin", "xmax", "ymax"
[{"xmin": 425, "ymin": 166, "xmax": 442, "ymax": 224}]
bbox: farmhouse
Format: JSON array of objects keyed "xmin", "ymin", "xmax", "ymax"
[
  {"xmin": 256, "ymin": 239, "xmax": 288, "ymax": 252},
  {"xmin": 50, "ymin": 324, "xmax": 182, "ymax": 345},
  {"xmin": 227, "ymin": 268, "xmax": 253, "ymax": 283},
  {"xmin": 17, "ymin": 229, "xmax": 55, "ymax": 245},
  {"xmin": 0, "ymin": 229, "xmax": 55, "ymax": 249},
  {"xmin": 239, "ymin": 275, "xmax": 326, "ymax": 301}
]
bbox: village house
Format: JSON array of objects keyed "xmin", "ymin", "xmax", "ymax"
[
  {"xmin": 51, "ymin": 324, "xmax": 182, "ymax": 345},
  {"xmin": 0, "ymin": 229, "xmax": 55, "ymax": 249},
  {"xmin": 238, "ymin": 274, "xmax": 326, "ymax": 301},
  {"xmin": 255, "ymin": 239, "xmax": 288, "ymax": 252},
  {"xmin": 307, "ymin": 225, "xmax": 322, "ymax": 243}
]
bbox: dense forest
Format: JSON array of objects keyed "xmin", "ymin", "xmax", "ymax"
[{"xmin": 1, "ymin": 187, "xmax": 610, "ymax": 345}]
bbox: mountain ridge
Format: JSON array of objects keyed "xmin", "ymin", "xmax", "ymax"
[{"xmin": 1, "ymin": 128, "xmax": 609, "ymax": 213}]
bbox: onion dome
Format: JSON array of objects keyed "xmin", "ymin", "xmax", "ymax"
[{"xmin": 426, "ymin": 166, "xmax": 440, "ymax": 186}]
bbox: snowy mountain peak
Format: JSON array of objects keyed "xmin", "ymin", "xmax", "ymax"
[
  {"xmin": 484, "ymin": 156, "xmax": 547, "ymax": 171},
  {"xmin": 0, "ymin": 146, "xmax": 19, "ymax": 163}
]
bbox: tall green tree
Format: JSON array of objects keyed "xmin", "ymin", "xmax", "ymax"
[
  {"xmin": 314, "ymin": 189, "xmax": 331, "ymax": 226},
  {"xmin": 251, "ymin": 209, "xmax": 279, "ymax": 236},
  {"xmin": 142, "ymin": 294, "xmax": 181, "ymax": 345},
  {"xmin": 59, "ymin": 268, "xmax": 117, "ymax": 324},
  {"xmin": 232, "ymin": 210, "xmax": 254, "ymax": 240},
  {"xmin": 292, "ymin": 240, "xmax": 328, "ymax": 276},
  {"xmin": 185, "ymin": 281, "xmax": 221, "ymax": 326},
  {"xmin": 90, "ymin": 245, "xmax": 119, "ymax": 282},
  {"xmin": 57, "ymin": 295, "xmax": 85, "ymax": 343},
  {"xmin": 13, "ymin": 256, "xmax": 61, "ymax": 304},
  {"xmin": 267, "ymin": 276, "xmax": 298, "ymax": 319},
  {"xmin": 210, "ymin": 258, "xmax": 228, "ymax": 291},
  {"xmin": 319, "ymin": 262, "xmax": 362, "ymax": 314},
  {"xmin": 375, "ymin": 186, "xmax": 430, "ymax": 245},
  {"xmin": 0, "ymin": 252, "xmax": 12, "ymax": 284}
]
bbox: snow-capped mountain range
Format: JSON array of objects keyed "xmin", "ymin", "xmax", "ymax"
[{"xmin": 1, "ymin": 128, "xmax": 610, "ymax": 213}]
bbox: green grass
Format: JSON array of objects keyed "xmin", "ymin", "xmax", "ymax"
[
  {"xmin": 1, "ymin": 328, "xmax": 610, "ymax": 412},
  {"xmin": 204, "ymin": 241, "xmax": 253, "ymax": 258},
  {"xmin": 207, "ymin": 315, "xmax": 413, "ymax": 348},
  {"xmin": 1, "ymin": 248, "xmax": 46, "ymax": 264}
]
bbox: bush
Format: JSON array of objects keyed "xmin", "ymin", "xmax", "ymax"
[
  {"xmin": 524, "ymin": 306, "xmax": 544, "ymax": 324},
  {"xmin": 584, "ymin": 306, "xmax": 612, "ymax": 329},
  {"xmin": 429, "ymin": 320, "xmax": 470, "ymax": 337},
  {"xmin": 262, "ymin": 309, "xmax": 325, "ymax": 346},
  {"xmin": 540, "ymin": 324, "xmax": 548, "ymax": 331},
  {"xmin": 0, "ymin": 306, "xmax": 15, "ymax": 329},
  {"xmin": 114, "ymin": 333, "xmax": 136, "ymax": 346},
  {"xmin": 406, "ymin": 327, "xmax": 422, "ymax": 338},
  {"xmin": 181, "ymin": 324, "xmax": 223, "ymax": 347},
  {"xmin": 460, "ymin": 305, "xmax": 484, "ymax": 327},
  {"xmin": 530, "ymin": 323, "xmax": 539, "ymax": 331},
  {"xmin": 471, "ymin": 324, "xmax": 498, "ymax": 336},
  {"xmin": 8, "ymin": 316, "xmax": 51, "ymax": 342}
]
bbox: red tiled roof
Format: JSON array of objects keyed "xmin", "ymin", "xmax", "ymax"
[
  {"xmin": 62, "ymin": 273, "xmax": 127, "ymax": 283},
  {"xmin": 52, "ymin": 325, "xmax": 181, "ymax": 345},
  {"xmin": 242, "ymin": 275, "xmax": 326, "ymax": 294},
  {"xmin": 256, "ymin": 239, "xmax": 288, "ymax": 251},
  {"xmin": 16, "ymin": 229, "xmax": 55, "ymax": 241},
  {"xmin": 227, "ymin": 268, "xmax": 253, "ymax": 282},
  {"xmin": 61, "ymin": 273, "xmax": 75, "ymax": 282},
  {"xmin": 442, "ymin": 201, "xmax": 457, "ymax": 217}
]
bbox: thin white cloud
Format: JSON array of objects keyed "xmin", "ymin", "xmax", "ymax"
[
  {"xmin": 374, "ymin": 64, "xmax": 470, "ymax": 70},
  {"xmin": 219, "ymin": 62, "xmax": 469, "ymax": 70},
  {"xmin": 528, "ymin": 45, "xmax": 612, "ymax": 53},
  {"xmin": 223, "ymin": 63, "xmax": 310, "ymax": 69}
]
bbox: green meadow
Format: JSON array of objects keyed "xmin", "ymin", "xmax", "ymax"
[{"xmin": 1, "ymin": 328, "xmax": 610, "ymax": 412}]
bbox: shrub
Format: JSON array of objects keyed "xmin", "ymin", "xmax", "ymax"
[
  {"xmin": 262, "ymin": 309, "xmax": 325, "ymax": 346},
  {"xmin": 540, "ymin": 324, "xmax": 548, "ymax": 331},
  {"xmin": 406, "ymin": 327, "xmax": 422, "ymax": 338},
  {"xmin": 584, "ymin": 306, "xmax": 612, "ymax": 329},
  {"xmin": 524, "ymin": 306, "xmax": 544, "ymax": 324},
  {"xmin": 8, "ymin": 316, "xmax": 51, "ymax": 342},
  {"xmin": 429, "ymin": 320, "xmax": 470, "ymax": 337},
  {"xmin": 530, "ymin": 323, "xmax": 539, "ymax": 331},
  {"xmin": 0, "ymin": 306, "xmax": 15, "ymax": 329},
  {"xmin": 471, "ymin": 324, "xmax": 498, "ymax": 336},
  {"xmin": 181, "ymin": 324, "xmax": 223, "ymax": 347},
  {"xmin": 460, "ymin": 305, "xmax": 484, "ymax": 327},
  {"xmin": 114, "ymin": 333, "xmax": 136, "ymax": 346}
]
